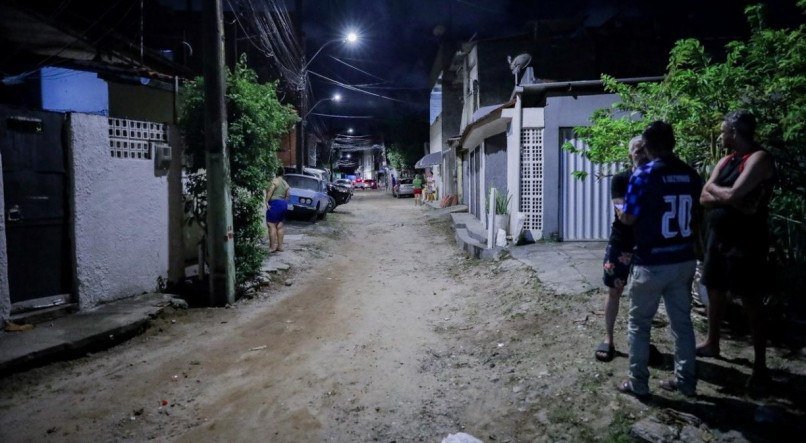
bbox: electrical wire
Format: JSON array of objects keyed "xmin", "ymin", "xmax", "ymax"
[
  {"xmin": 308, "ymin": 70, "xmax": 415, "ymax": 104},
  {"xmin": 327, "ymin": 55, "xmax": 390, "ymax": 83}
]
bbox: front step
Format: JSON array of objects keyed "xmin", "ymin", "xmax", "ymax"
[{"xmin": 8, "ymin": 303, "xmax": 78, "ymax": 326}]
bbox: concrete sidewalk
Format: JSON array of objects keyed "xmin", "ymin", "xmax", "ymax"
[
  {"xmin": 510, "ymin": 241, "xmax": 605, "ymax": 295},
  {"xmin": 0, "ymin": 231, "xmax": 307, "ymax": 377},
  {"xmin": 0, "ymin": 293, "xmax": 176, "ymax": 376},
  {"xmin": 433, "ymin": 205, "xmax": 604, "ymax": 295}
]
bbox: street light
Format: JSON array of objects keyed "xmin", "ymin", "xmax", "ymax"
[
  {"xmin": 297, "ymin": 31, "xmax": 360, "ymax": 173},
  {"xmin": 303, "ymin": 93, "xmax": 342, "ymax": 120},
  {"xmin": 303, "ymin": 31, "xmax": 360, "ymax": 71}
]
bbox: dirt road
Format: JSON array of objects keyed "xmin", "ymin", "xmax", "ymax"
[{"xmin": 1, "ymin": 191, "xmax": 804, "ymax": 442}]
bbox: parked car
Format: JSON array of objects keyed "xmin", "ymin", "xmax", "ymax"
[
  {"xmin": 334, "ymin": 178, "xmax": 354, "ymax": 190},
  {"xmin": 364, "ymin": 179, "xmax": 378, "ymax": 189},
  {"xmin": 354, "ymin": 178, "xmax": 369, "ymax": 190},
  {"xmin": 393, "ymin": 178, "xmax": 414, "ymax": 197},
  {"xmin": 327, "ymin": 181, "xmax": 352, "ymax": 208},
  {"xmin": 285, "ymin": 174, "xmax": 331, "ymax": 221}
]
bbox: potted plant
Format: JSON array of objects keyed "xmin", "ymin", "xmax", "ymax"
[{"xmin": 494, "ymin": 190, "xmax": 512, "ymax": 232}]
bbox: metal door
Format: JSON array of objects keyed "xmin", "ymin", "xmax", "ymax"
[
  {"xmin": 560, "ymin": 128, "xmax": 618, "ymax": 241},
  {"xmin": 0, "ymin": 107, "xmax": 72, "ymax": 305}
]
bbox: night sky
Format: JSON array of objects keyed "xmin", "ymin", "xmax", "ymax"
[
  {"xmin": 296, "ymin": 0, "xmax": 797, "ymax": 136},
  {"xmin": 4, "ymin": 0, "xmax": 801, "ymax": 141}
]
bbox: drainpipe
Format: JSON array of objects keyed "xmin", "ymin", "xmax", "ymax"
[{"xmin": 513, "ymin": 76, "xmax": 664, "ymax": 98}]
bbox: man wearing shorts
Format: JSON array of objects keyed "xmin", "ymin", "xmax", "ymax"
[
  {"xmin": 617, "ymin": 121, "xmax": 702, "ymax": 399},
  {"xmin": 697, "ymin": 110, "xmax": 775, "ymax": 389},
  {"xmin": 596, "ymin": 136, "xmax": 649, "ymax": 362}
]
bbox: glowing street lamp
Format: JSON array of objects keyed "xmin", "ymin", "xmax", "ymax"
[
  {"xmin": 304, "ymin": 93, "xmax": 342, "ymax": 119},
  {"xmin": 297, "ymin": 31, "xmax": 360, "ymax": 172}
]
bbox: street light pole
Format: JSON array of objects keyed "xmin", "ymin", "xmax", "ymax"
[{"xmin": 295, "ymin": 32, "xmax": 358, "ymax": 173}]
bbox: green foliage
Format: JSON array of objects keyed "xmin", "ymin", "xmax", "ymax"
[
  {"xmin": 575, "ymin": 3, "xmax": 806, "ymax": 299},
  {"xmin": 179, "ymin": 55, "xmax": 298, "ymax": 285},
  {"xmin": 386, "ymin": 143, "xmax": 421, "ymax": 171},
  {"xmin": 494, "ymin": 189, "xmax": 512, "ymax": 215}
]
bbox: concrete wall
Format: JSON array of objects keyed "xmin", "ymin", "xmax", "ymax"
[
  {"xmin": 108, "ymin": 81, "xmax": 175, "ymax": 123},
  {"xmin": 507, "ymin": 104, "xmax": 545, "ymax": 238},
  {"xmin": 68, "ymin": 113, "xmax": 168, "ymax": 308},
  {"xmin": 484, "ymin": 133, "xmax": 508, "ymax": 201},
  {"xmin": 0, "ymin": 153, "xmax": 9, "ymax": 320},
  {"xmin": 429, "ymin": 115, "xmax": 443, "ymax": 195},
  {"xmin": 542, "ymin": 94, "xmax": 619, "ymax": 238}
]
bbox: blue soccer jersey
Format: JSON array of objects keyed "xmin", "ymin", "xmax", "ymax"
[{"xmin": 623, "ymin": 156, "xmax": 702, "ymax": 265}]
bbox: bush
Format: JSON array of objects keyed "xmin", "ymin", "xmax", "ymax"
[
  {"xmin": 571, "ymin": 3, "xmax": 805, "ymax": 305},
  {"xmin": 179, "ymin": 55, "xmax": 298, "ymax": 285}
]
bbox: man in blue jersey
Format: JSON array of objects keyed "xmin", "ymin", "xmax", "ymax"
[{"xmin": 616, "ymin": 121, "xmax": 702, "ymax": 399}]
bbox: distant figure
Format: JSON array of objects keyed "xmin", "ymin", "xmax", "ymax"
[
  {"xmin": 265, "ymin": 167, "xmax": 290, "ymax": 253},
  {"xmin": 617, "ymin": 121, "xmax": 702, "ymax": 399},
  {"xmin": 412, "ymin": 174, "xmax": 424, "ymax": 206},
  {"xmin": 697, "ymin": 110, "xmax": 775, "ymax": 390},
  {"xmin": 391, "ymin": 175, "xmax": 397, "ymax": 194}
]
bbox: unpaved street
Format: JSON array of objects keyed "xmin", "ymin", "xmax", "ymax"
[
  {"xmin": 0, "ymin": 192, "xmax": 517, "ymax": 441},
  {"xmin": 1, "ymin": 192, "xmax": 805, "ymax": 442}
]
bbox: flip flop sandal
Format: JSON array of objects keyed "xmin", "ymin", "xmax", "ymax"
[
  {"xmin": 616, "ymin": 380, "xmax": 650, "ymax": 401},
  {"xmin": 595, "ymin": 342, "xmax": 615, "ymax": 362}
]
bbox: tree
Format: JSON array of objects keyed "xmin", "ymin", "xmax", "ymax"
[
  {"xmin": 179, "ymin": 56, "xmax": 298, "ymax": 285},
  {"xmin": 386, "ymin": 143, "xmax": 421, "ymax": 171},
  {"xmin": 569, "ymin": 2, "xmax": 805, "ymax": 300}
]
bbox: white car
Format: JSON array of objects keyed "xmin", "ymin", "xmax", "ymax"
[{"xmin": 334, "ymin": 178, "xmax": 354, "ymax": 190}]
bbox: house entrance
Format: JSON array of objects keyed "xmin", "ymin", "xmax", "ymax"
[
  {"xmin": 1, "ymin": 107, "xmax": 72, "ymax": 308},
  {"xmin": 559, "ymin": 128, "xmax": 617, "ymax": 241}
]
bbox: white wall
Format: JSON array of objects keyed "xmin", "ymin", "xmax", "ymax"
[
  {"xmin": 69, "ymin": 113, "xmax": 168, "ymax": 308},
  {"xmin": 0, "ymin": 153, "xmax": 9, "ymax": 320},
  {"xmin": 506, "ymin": 102, "xmax": 545, "ymax": 236},
  {"xmin": 429, "ymin": 114, "xmax": 443, "ymax": 196}
]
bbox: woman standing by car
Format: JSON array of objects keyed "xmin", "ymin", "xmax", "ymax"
[{"xmin": 266, "ymin": 167, "xmax": 290, "ymax": 253}]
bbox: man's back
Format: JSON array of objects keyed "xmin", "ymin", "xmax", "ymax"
[{"xmin": 624, "ymin": 156, "xmax": 702, "ymax": 266}]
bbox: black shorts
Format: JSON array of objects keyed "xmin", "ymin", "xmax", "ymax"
[
  {"xmin": 603, "ymin": 242, "xmax": 633, "ymax": 289},
  {"xmin": 701, "ymin": 230, "xmax": 767, "ymax": 295}
]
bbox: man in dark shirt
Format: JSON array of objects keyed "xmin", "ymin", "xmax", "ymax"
[
  {"xmin": 617, "ymin": 121, "xmax": 703, "ymax": 399},
  {"xmin": 596, "ymin": 136, "xmax": 647, "ymax": 362},
  {"xmin": 698, "ymin": 110, "xmax": 775, "ymax": 390}
]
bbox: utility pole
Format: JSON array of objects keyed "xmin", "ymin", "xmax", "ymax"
[
  {"xmin": 203, "ymin": 0, "xmax": 235, "ymax": 305},
  {"xmin": 295, "ymin": 0, "xmax": 305, "ymax": 173}
]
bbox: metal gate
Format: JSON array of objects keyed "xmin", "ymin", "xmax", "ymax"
[
  {"xmin": 560, "ymin": 128, "xmax": 618, "ymax": 241},
  {"xmin": 0, "ymin": 107, "xmax": 72, "ymax": 306}
]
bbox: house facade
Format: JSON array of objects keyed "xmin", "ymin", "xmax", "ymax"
[
  {"xmin": 436, "ymin": 29, "xmax": 663, "ymax": 245},
  {"xmin": 0, "ymin": 4, "xmax": 187, "ymax": 322}
]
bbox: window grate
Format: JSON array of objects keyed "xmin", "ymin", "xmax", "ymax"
[
  {"xmin": 520, "ymin": 128, "xmax": 544, "ymax": 234},
  {"xmin": 108, "ymin": 118, "xmax": 167, "ymax": 159}
]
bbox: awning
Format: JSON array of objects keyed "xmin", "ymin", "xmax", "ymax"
[{"xmin": 415, "ymin": 151, "xmax": 443, "ymax": 169}]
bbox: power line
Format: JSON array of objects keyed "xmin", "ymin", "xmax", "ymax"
[
  {"xmin": 327, "ymin": 55, "xmax": 389, "ymax": 83},
  {"xmin": 308, "ymin": 70, "xmax": 416, "ymax": 105}
]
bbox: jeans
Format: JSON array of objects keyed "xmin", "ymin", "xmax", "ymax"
[{"xmin": 627, "ymin": 260, "xmax": 697, "ymax": 395}]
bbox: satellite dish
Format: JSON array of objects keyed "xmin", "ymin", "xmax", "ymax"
[
  {"xmin": 507, "ymin": 53, "xmax": 532, "ymax": 85},
  {"xmin": 507, "ymin": 53, "xmax": 532, "ymax": 75}
]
